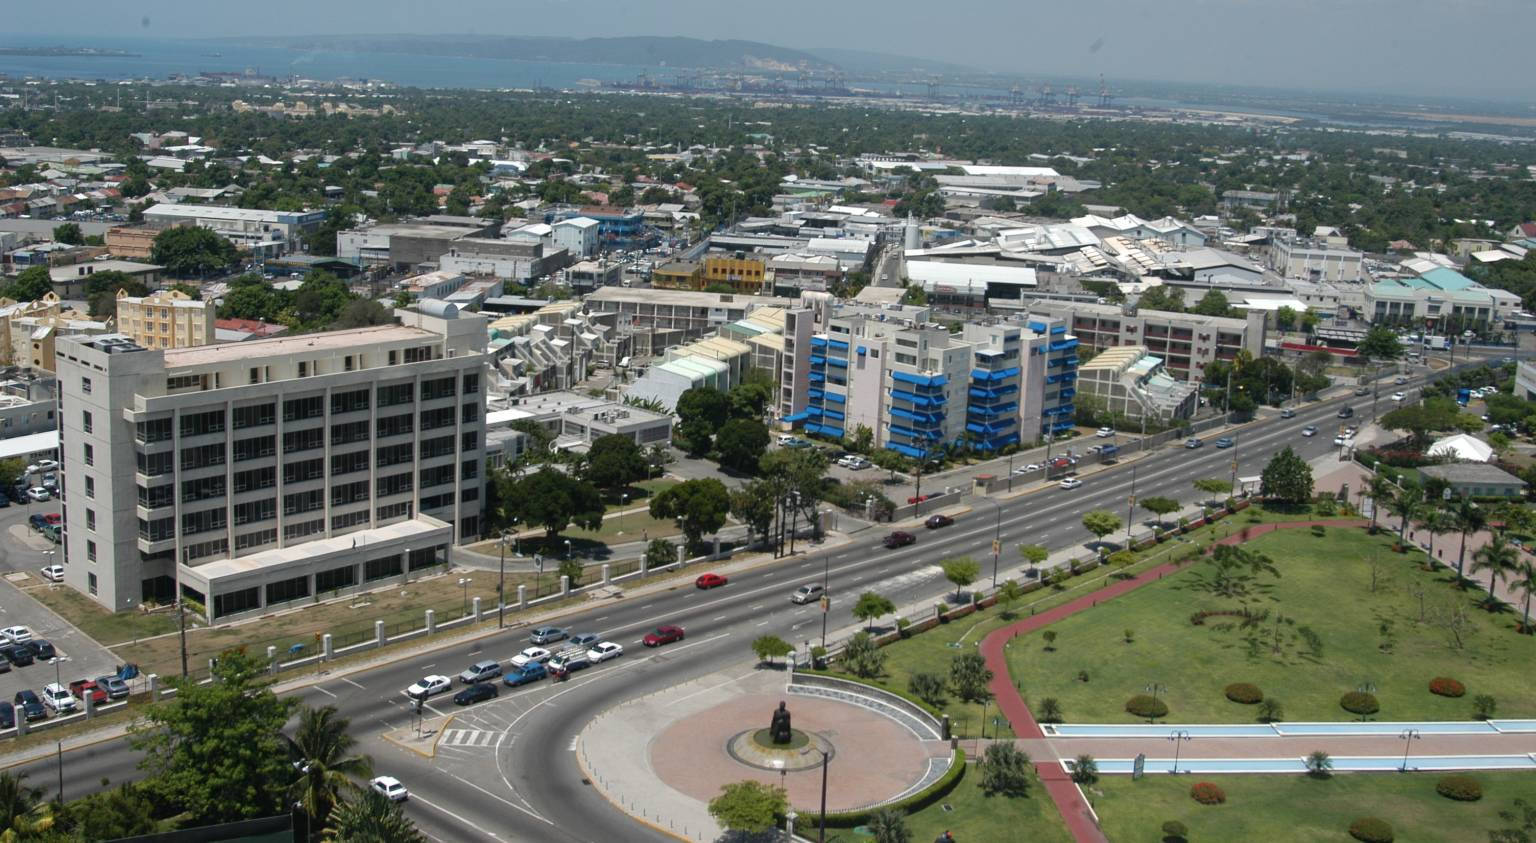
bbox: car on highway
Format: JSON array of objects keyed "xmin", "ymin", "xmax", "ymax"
[
  {"xmin": 370, "ymin": 776, "xmax": 409, "ymax": 803},
  {"xmin": 1337, "ymin": 406, "xmax": 1355, "ymax": 418},
  {"xmin": 458, "ymin": 660, "xmax": 503, "ymax": 684},
  {"xmin": 41, "ymin": 683, "xmax": 76, "ymax": 714},
  {"xmin": 1214, "ymin": 437, "xmax": 1234, "ymax": 449},
  {"xmin": 23, "ymin": 640, "xmax": 53, "ymax": 661},
  {"xmin": 1391, "ymin": 391, "xmax": 1406, "ymax": 402},
  {"xmin": 695, "ymin": 572, "xmax": 729, "ymax": 589},
  {"xmin": 0, "ymin": 702, "xmax": 12, "ymax": 730},
  {"xmin": 1095, "ymin": 427, "xmax": 1115, "ymax": 438},
  {"xmin": 529, "ymin": 626, "xmax": 567, "ymax": 645},
  {"xmin": 1354, "ymin": 386, "xmax": 1371, "ymax": 396},
  {"xmin": 1059, "ymin": 477, "xmax": 1083, "ymax": 490},
  {"xmin": 568, "ymin": 632, "xmax": 601, "ymax": 649},
  {"xmin": 12, "ymin": 691, "xmax": 43, "ymax": 722},
  {"xmin": 588, "ymin": 642, "xmax": 624, "ymax": 663},
  {"xmin": 1333, "ymin": 435, "xmax": 1354, "ymax": 447},
  {"xmin": 882, "ymin": 531, "xmax": 916, "ymax": 548},
  {"xmin": 503, "ymin": 662, "xmax": 548, "ymax": 687},
  {"xmin": 453, "ymin": 682, "xmax": 499, "ymax": 706},
  {"xmin": 1301, "ymin": 425, "xmax": 1319, "ymax": 437},
  {"xmin": 96, "ymin": 676, "xmax": 129, "ymax": 700},
  {"xmin": 1184, "ymin": 438, "xmax": 1203, "ymax": 449},
  {"xmin": 510, "ymin": 647, "xmax": 552, "ymax": 668},
  {"xmin": 1280, "ymin": 408, "xmax": 1296, "ymax": 419},
  {"xmin": 25, "ymin": 488, "xmax": 49, "ymax": 503},
  {"xmin": 404, "ymin": 675, "xmax": 451, "ymax": 700},
  {"xmin": 924, "ymin": 514, "xmax": 954, "ymax": 529},
  {"xmin": 0, "ymin": 645, "xmax": 32, "ymax": 667},
  {"xmin": 40, "ymin": 565, "xmax": 63, "ymax": 583},
  {"xmin": 68, "ymin": 679, "xmax": 107, "ymax": 706},
  {"xmin": 643, "ymin": 625, "xmax": 685, "ymax": 647},
  {"xmin": 547, "ymin": 650, "xmax": 592, "ymax": 676},
  {"xmin": 790, "ymin": 583, "xmax": 824, "ymax": 605}
]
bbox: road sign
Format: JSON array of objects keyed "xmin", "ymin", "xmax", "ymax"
[
  {"xmin": 991, "ymin": 539, "xmax": 1001, "ymax": 556},
  {"xmin": 819, "ymin": 595, "xmax": 830, "ymax": 613}
]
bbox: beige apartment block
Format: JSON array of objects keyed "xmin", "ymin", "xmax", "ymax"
[{"xmin": 114, "ymin": 289, "xmax": 214, "ymax": 349}]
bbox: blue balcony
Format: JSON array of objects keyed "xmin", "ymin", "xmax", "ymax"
[
  {"xmin": 970, "ymin": 366, "xmax": 1021, "ymax": 382},
  {"xmin": 821, "ymin": 408, "xmax": 846, "ymax": 421},
  {"xmin": 783, "ymin": 410, "xmax": 811, "ymax": 423},
  {"xmin": 1049, "ymin": 338, "xmax": 1079, "ymax": 352},
  {"xmin": 1045, "ymin": 372, "xmax": 1076, "ymax": 385},
  {"xmin": 891, "ymin": 389, "xmax": 945, "ymax": 408},
  {"xmin": 969, "ymin": 432, "xmax": 1021, "ymax": 451},
  {"xmin": 891, "ymin": 371, "xmax": 947, "ymax": 387},
  {"xmin": 887, "ymin": 442, "xmax": 932, "ymax": 459},
  {"xmin": 810, "ymin": 354, "xmax": 827, "ymax": 366},
  {"xmin": 890, "ymin": 424, "xmax": 943, "ymax": 441},
  {"xmin": 968, "ymin": 384, "xmax": 1019, "ymax": 399},
  {"xmin": 810, "ymin": 337, "xmax": 828, "ymax": 348},
  {"xmin": 821, "ymin": 390, "xmax": 846, "ymax": 404},
  {"xmin": 808, "ymin": 372, "xmax": 825, "ymax": 383},
  {"xmin": 828, "ymin": 339, "xmax": 849, "ymax": 350},
  {"xmin": 825, "ymin": 356, "xmax": 848, "ymax": 368},
  {"xmin": 966, "ymin": 419, "xmax": 1016, "ymax": 435},
  {"xmin": 805, "ymin": 422, "xmax": 844, "ymax": 438},
  {"xmin": 967, "ymin": 402, "xmax": 1018, "ymax": 418},
  {"xmin": 890, "ymin": 406, "xmax": 945, "ymax": 424}
]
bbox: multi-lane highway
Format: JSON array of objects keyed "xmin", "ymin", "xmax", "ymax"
[{"xmin": 1, "ymin": 363, "xmax": 1489, "ymax": 841}]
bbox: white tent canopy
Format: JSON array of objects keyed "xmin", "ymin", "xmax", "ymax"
[{"xmin": 1428, "ymin": 433, "xmax": 1493, "ymax": 463}]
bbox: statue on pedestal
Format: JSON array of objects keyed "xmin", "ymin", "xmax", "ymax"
[{"xmin": 769, "ymin": 700, "xmax": 792, "ymax": 744}]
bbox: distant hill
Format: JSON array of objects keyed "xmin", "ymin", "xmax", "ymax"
[
  {"xmin": 227, "ymin": 34, "xmax": 839, "ymax": 72},
  {"xmin": 803, "ymin": 47, "xmax": 976, "ymax": 75}
]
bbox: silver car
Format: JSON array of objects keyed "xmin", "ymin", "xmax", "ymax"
[
  {"xmin": 529, "ymin": 627, "xmax": 567, "ymax": 645},
  {"xmin": 458, "ymin": 660, "xmax": 502, "ymax": 684}
]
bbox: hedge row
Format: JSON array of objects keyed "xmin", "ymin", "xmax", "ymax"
[
  {"xmin": 795, "ymin": 668, "xmax": 947, "ymax": 721},
  {"xmin": 817, "ymin": 748, "xmax": 968, "ymax": 829}
]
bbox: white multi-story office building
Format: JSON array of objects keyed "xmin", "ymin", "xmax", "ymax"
[{"xmin": 56, "ymin": 304, "xmax": 488, "ymax": 620}]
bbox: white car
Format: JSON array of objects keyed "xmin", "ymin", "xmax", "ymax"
[
  {"xmin": 404, "ymin": 675, "xmax": 451, "ymax": 700},
  {"xmin": 587, "ymin": 642, "xmax": 624, "ymax": 663},
  {"xmin": 1333, "ymin": 435, "xmax": 1354, "ymax": 447},
  {"xmin": 837, "ymin": 455, "xmax": 870, "ymax": 470},
  {"xmin": 40, "ymin": 565, "xmax": 64, "ymax": 583},
  {"xmin": 510, "ymin": 647, "xmax": 552, "ymax": 667},
  {"xmin": 26, "ymin": 460, "xmax": 58, "ymax": 474},
  {"xmin": 370, "ymin": 776, "xmax": 409, "ymax": 802},
  {"xmin": 41, "ymin": 683, "xmax": 77, "ymax": 714},
  {"xmin": 1095, "ymin": 427, "xmax": 1115, "ymax": 438},
  {"xmin": 776, "ymin": 434, "xmax": 798, "ymax": 446},
  {"xmin": 1391, "ymin": 392, "xmax": 1406, "ymax": 402},
  {"xmin": 1012, "ymin": 464, "xmax": 1040, "ymax": 475},
  {"xmin": 1, "ymin": 626, "xmax": 32, "ymax": 645},
  {"xmin": 790, "ymin": 583, "xmax": 825, "ymax": 605},
  {"xmin": 25, "ymin": 487, "xmax": 49, "ymax": 502},
  {"xmin": 1059, "ymin": 477, "xmax": 1083, "ymax": 490}
]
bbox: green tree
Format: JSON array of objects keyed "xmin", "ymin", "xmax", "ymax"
[
  {"xmin": 51, "ymin": 222, "xmax": 83, "ymax": 245},
  {"xmin": 707, "ymin": 780, "xmax": 787, "ymax": 835},
  {"xmin": 1275, "ymin": 305, "xmax": 1297, "ymax": 331},
  {"xmin": 644, "ymin": 538, "xmax": 677, "ymax": 571},
  {"xmin": 1385, "ymin": 481, "xmax": 1425, "ymax": 545},
  {"xmin": 0, "ymin": 459, "xmax": 23, "ymax": 490},
  {"xmin": 0, "ymin": 771, "xmax": 53, "ymax": 840},
  {"xmin": 852, "ymin": 591, "xmax": 897, "ymax": 632},
  {"xmin": 1191, "ymin": 289, "xmax": 1233, "ymax": 317},
  {"xmin": 289, "ymin": 271, "xmax": 357, "ymax": 330},
  {"xmin": 304, "ymin": 206, "xmax": 358, "ymax": 257},
  {"xmin": 1139, "ymin": 496, "xmax": 1180, "ymax": 527},
  {"xmin": 1366, "ymin": 473, "xmax": 1398, "ymax": 532},
  {"xmin": 727, "ymin": 377, "xmax": 772, "ymax": 420},
  {"xmin": 842, "ymin": 631, "xmax": 885, "ymax": 678},
  {"xmin": 558, "ymin": 558, "xmax": 583, "ymax": 587},
  {"xmin": 0, "ymin": 266, "xmax": 54, "ymax": 302},
  {"xmin": 978, "ymin": 742, "xmax": 1032, "ymax": 796},
  {"xmin": 1472, "ymin": 534, "xmax": 1519, "ymax": 607},
  {"xmin": 948, "ymin": 651, "xmax": 994, "ymax": 703},
  {"xmin": 500, "ymin": 468, "xmax": 605, "ymax": 541},
  {"xmin": 285, "ymin": 704, "xmax": 373, "ymax": 830},
  {"xmin": 1356, "ymin": 325, "xmax": 1403, "ymax": 364},
  {"xmin": 730, "ymin": 479, "xmax": 777, "ymax": 546},
  {"xmin": 329, "ymin": 298, "xmax": 393, "ymax": 330},
  {"xmin": 1135, "ymin": 285, "xmax": 1185, "ymax": 312},
  {"xmin": 715, "ymin": 418, "xmax": 769, "ymax": 473},
  {"xmin": 83, "ymin": 270, "xmax": 149, "ymax": 319},
  {"xmin": 56, "ymin": 782, "xmax": 160, "ymax": 840},
  {"xmin": 996, "ymin": 579, "xmax": 1025, "ymax": 618},
  {"xmin": 583, "ymin": 434, "xmax": 648, "ymax": 495},
  {"xmin": 908, "ymin": 673, "xmax": 946, "ymax": 707},
  {"xmin": 1305, "ymin": 750, "xmax": 1333, "ymax": 779},
  {"xmin": 941, "ymin": 556, "xmax": 981, "ymax": 602},
  {"xmin": 150, "ymin": 225, "xmax": 240, "ymax": 277},
  {"xmin": 323, "ymin": 789, "xmax": 427, "ymax": 843},
  {"xmin": 1070, "ymin": 754, "xmax": 1098, "ymax": 784},
  {"xmin": 1513, "ymin": 559, "xmax": 1536, "ymax": 634},
  {"xmin": 1038, "ymin": 697, "xmax": 1064, "ymax": 723},
  {"xmin": 1194, "ymin": 476, "xmax": 1231, "ymax": 503},
  {"xmin": 130, "ymin": 649, "xmax": 297, "ymax": 825},
  {"xmin": 676, "ymin": 385, "xmax": 731, "ymax": 428},
  {"xmin": 1259, "ymin": 446, "xmax": 1314, "ymax": 503},
  {"xmin": 1018, "ymin": 544, "xmax": 1049, "ymax": 571},
  {"xmin": 851, "ymin": 424, "xmax": 874, "ymax": 453},
  {"xmin": 169, "ymin": 282, "xmax": 201, "ymax": 299},
  {"xmin": 1081, "ymin": 509, "xmax": 1122, "ymax": 550},
  {"xmin": 867, "ymin": 808, "xmax": 911, "ymax": 843},
  {"xmin": 750, "ymin": 634, "xmax": 792, "ymax": 666},
  {"xmin": 649, "ymin": 478, "xmax": 731, "ymax": 553}
]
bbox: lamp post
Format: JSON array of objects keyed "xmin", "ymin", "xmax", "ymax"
[
  {"xmin": 1399, "ymin": 728, "xmax": 1421, "ymax": 772},
  {"xmin": 1145, "ymin": 682, "xmax": 1166, "ymax": 724},
  {"xmin": 457, "ymin": 577, "xmax": 472, "ymax": 617},
  {"xmin": 620, "ymin": 492, "xmax": 629, "ymax": 533},
  {"xmin": 984, "ymin": 496, "xmax": 1003, "ymax": 587},
  {"xmin": 51, "ymin": 656, "xmax": 67, "ymax": 802},
  {"xmin": 564, "ymin": 539, "xmax": 573, "ymax": 562},
  {"xmin": 497, "ymin": 528, "xmax": 512, "ymax": 629},
  {"xmin": 801, "ymin": 744, "xmax": 830, "ymax": 843},
  {"xmin": 1125, "ymin": 464, "xmax": 1138, "ymax": 548},
  {"xmin": 1168, "ymin": 729, "xmax": 1191, "ymax": 774}
]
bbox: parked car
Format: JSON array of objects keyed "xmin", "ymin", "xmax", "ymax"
[
  {"xmin": 1354, "ymin": 386, "xmax": 1371, "ymax": 396},
  {"xmin": 503, "ymin": 662, "xmax": 548, "ymax": 687},
  {"xmin": 0, "ymin": 702, "xmax": 12, "ymax": 730},
  {"xmin": 547, "ymin": 650, "xmax": 592, "ymax": 676},
  {"xmin": 1, "ymin": 645, "xmax": 33, "ymax": 667},
  {"xmin": 1333, "ymin": 435, "xmax": 1354, "ymax": 447},
  {"xmin": 924, "ymin": 514, "xmax": 954, "ymax": 529},
  {"xmin": 776, "ymin": 434, "xmax": 798, "ymax": 446},
  {"xmin": 836, "ymin": 455, "xmax": 870, "ymax": 470},
  {"xmin": 26, "ymin": 460, "xmax": 57, "ymax": 475},
  {"xmin": 1184, "ymin": 437, "xmax": 1204, "ymax": 449},
  {"xmin": 1095, "ymin": 427, "xmax": 1114, "ymax": 438},
  {"xmin": 1013, "ymin": 463, "xmax": 1041, "ymax": 475},
  {"xmin": 790, "ymin": 584, "xmax": 825, "ymax": 605},
  {"xmin": 68, "ymin": 679, "xmax": 107, "ymax": 706},
  {"xmin": 642, "ymin": 625, "xmax": 685, "ymax": 647},
  {"xmin": 694, "ymin": 572, "xmax": 728, "ymax": 589},
  {"xmin": 95, "ymin": 676, "xmax": 129, "ymax": 700},
  {"xmin": 906, "ymin": 494, "xmax": 931, "ymax": 505},
  {"xmin": 12, "ymin": 691, "xmax": 44, "ymax": 721},
  {"xmin": 40, "ymin": 565, "xmax": 63, "ymax": 583},
  {"xmin": 883, "ymin": 531, "xmax": 916, "ymax": 548},
  {"xmin": 1214, "ymin": 437, "xmax": 1234, "ymax": 449},
  {"xmin": 1301, "ymin": 425, "xmax": 1319, "ymax": 437},
  {"xmin": 1059, "ymin": 477, "xmax": 1083, "ymax": 490},
  {"xmin": 404, "ymin": 675, "xmax": 451, "ymax": 700},
  {"xmin": 510, "ymin": 647, "xmax": 552, "ymax": 668},
  {"xmin": 529, "ymin": 626, "xmax": 567, "ymax": 645},
  {"xmin": 41, "ymin": 683, "xmax": 76, "ymax": 714},
  {"xmin": 27, "ymin": 514, "xmax": 49, "ymax": 531},
  {"xmin": 25, "ymin": 488, "xmax": 49, "ymax": 502},
  {"xmin": 453, "ymin": 682, "xmax": 499, "ymax": 706},
  {"xmin": 587, "ymin": 642, "xmax": 624, "ymax": 663},
  {"xmin": 24, "ymin": 640, "xmax": 54, "ymax": 661},
  {"xmin": 783, "ymin": 439, "xmax": 812, "ymax": 449},
  {"xmin": 4, "ymin": 626, "xmax": 34, "ymax": 645},
  {"xmin": 370, "ymin": 776, "xmax": 409, "ymax": 803},
  {"xmin": 458, "ymin": 660, "xmax": 503, "ymax": 684}
]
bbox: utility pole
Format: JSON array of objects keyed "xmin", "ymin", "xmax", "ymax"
[{"xmin": 1126, "ymin": 464, "xmax": 1137, "ymax": 547}]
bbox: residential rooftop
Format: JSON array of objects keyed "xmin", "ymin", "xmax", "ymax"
[{"xmin": 161, "ymin": 325, "xmax": 435, "ymax": 368}]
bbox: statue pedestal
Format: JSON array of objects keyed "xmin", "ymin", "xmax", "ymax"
[{"xmin": 724, "ymin": 728, "xmax": 833, "ymax": 772}]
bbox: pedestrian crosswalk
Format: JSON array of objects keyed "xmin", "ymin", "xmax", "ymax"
[{"xmin": 439, "ymin": 729, "xmax": 502, "ymax": 748}]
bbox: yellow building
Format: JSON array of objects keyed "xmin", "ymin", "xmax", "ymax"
[
  {"xmin": 702, "ymin": 255, "xmax": 767, "ymax": 294},
  {"xmin": 105, "ymin": 226, "xmax": 160, "ymax": 260},
  {"xmin": 651, "ymin": 261, "xmax": 704, "ymax": 290},
  {"xmin": 114, "ymin": 289, "xmax": 214, "ymax": 349},
  {"xmin": 0, "ymin": 293, "xmax": 112, "ymax": 371}
]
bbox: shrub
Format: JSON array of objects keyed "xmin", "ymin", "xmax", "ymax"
[
  {"xmin": 1126, "ymin": 694, "xmax": 1169, "ymax": 719},
  {"xmin": 1311, "ymin": 525, "xmax": 1326, "ymax": 537},
  {"xmin": 1340, "ymin": 691, "xmax": 1380, "ymax": 715},
  {"xmin": 1224, "ymin": 683, "xmax": 1263, "ymax": 704},
  {"xmin": 1429, "ymin": 677, "xmax": 1466, "ymax": 698},
  {"xmin": 1348, "ymin": 817, "xmax": 1394, "ymax": 843},
  {"xmin": 1436, "ymin": 775, "xmax": 1483, "ymax": 801},
  {"xmin": 1161, "ymin": 820, "xmax": 1188, "ymax": 841},
  {"xmin": 1189, "ymin": 781, "xmax": 1226, "ymax": 805}
]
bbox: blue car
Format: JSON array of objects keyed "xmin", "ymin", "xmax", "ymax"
[
  {"xmin": 503, "ymin": 662, "xmax": 547, "ymax": 688},
  {"xmin": 1214, "ymin": 437, "xmax": 1234, "ymax": 449},
  {"xmin": 12, "ymin": 691, "xmax": 44, "ymax": 722}
]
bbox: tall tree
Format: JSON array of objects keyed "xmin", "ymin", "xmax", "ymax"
[
  {"xmin": 707, "ymin": 780, "xmax": 786, "ymax": 835},
  {"xmin": 130, "ymin": 649, "xmax": 297, "ymax": 825},
  {"xmin": 649, "ymin": 478, "xmax": 731, "ymax": 553},
  {"xmin": 1513, "ymin": 559, "xmax": 1536, "ymax": 634},
  {"xmin": 867, "ymin": 808, "xmax": 912, "ymax": 843},
  {"xmin": 0, "ymin": 266, "xmax": 53, "ymax": 302},
  {"xmin": 941, "ymin": 557, "xmax": 981, "ymax": 603},
  {"xmin": 323, "ymin": 789, "xmax": 427, "ymax": 843},
  {"xmin": 1139, "ymin": 496, "xmax": 1180, "ymax": 527},
  {"xmin": 583, "ymin": 434, "xmax": 648, "ymax": 495},
  {"xmin": 500, "ymin": 468, "xmax": 605, "ymax": 541},
  {"xmin": 1191, "ymin": 289, "xmax": 1233, "ymax": 317},
  {"xmin": 714, "ymin": 418, "xmax": 769, "ymax": 474},
  {"xmin": 285, "ymin": 704, "xmax": 373, "ymax": 831},
  {"xmin": 675, "ymin": 386, "xmax": 731, "ymax": 455},
  {"xmin": 1081, "ymin": 509, "xmax": 1122, "ymax": 550},
  {"xmin": 0, "ymin": 771, "xmax": 52, "ymax": 840},
  {"xmin": 1385, "ymin": 481, "xmax": 1425, "ymax": 545},
  {"xmin": 1450, "ymin": 498, "xmax": 1487, "ymax": 580},
  {"xmin": 729, "ymin": 479, "xmax": 777, "ymax": 546},
  {"xmin": 51, "ymin": 222, "xmax": 83, "ymax": 245},
  {"xmin": 1472, "ymin": 534, "xmax": 1519, "ymax": 607},
  {"xmin": 948, "ymin": 651, "xmax": 993, "ymax": 703},
  {"xmin": 852, "ymin": 591, "xmax": 897, "ymax": 632},
  {"xmin": 1356, "ymin": 325, "xmax": 1403, "ymax": 364},
  {"xmin": 1259, "ymin": 446, "xmax": 1314, "ymax": 503},
  {"xmin": 978, "ymin": 742, "xmax": 1033, "ymax": 796},
  {"xmin": 150, "ymin": 226, "xmax": 240, "ymax": 277}
]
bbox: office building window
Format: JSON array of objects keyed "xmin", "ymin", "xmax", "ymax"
[
  {"xmin": 377, "ymin": 414, "xmax": 414, "ymax": 438},
  {"xmin": 139, "ymin": 516, "xmax": 174, "ymax": 542},
  {"xmin": 138, "ymin": 484, "xmax": 174, "ymax": 509},
  {"xmin": 179, "ymin": 443, "xmax": 225, "ymax": 471},
  {"xmin": 86, "ymin": 509, "xmax": 95, "ymax": 531},
  {"xmin": 282, "ymin": 395, "xmax": 324, "ymax": 422},
  {"xmin": 462, "ymin": 373, "xmax": 480, "ymax": 395},
  {"xmin": 136, "ymin": 418, "xmax": 172, "ymax": 444},
  {"xmin": 181, "ymin": 475, "xmax": 226, "ymax": 504},
  {"xmin": 233, "ymin": 435, "xmax": 276, "ymax": 462},
  {"xmin": 180, "ymin": 410, "xmax": 226, "ymax": 438},
  {"xmin": 87, "ymin": 573, "xmax": 97, "ymax": 595},
  {"xmin": 82, "ymin": 411, "xmax": 91, "ymax": 434},
  {"xmin": 84, "ymin": 476, "xmax": 94, "ymax": 498},
  {"xmin": 315, "ymin": 565, "xmax": 357, "ymax": 593},
  {"xmin": 330, "ymin": 450, "xmax": 369, "ymax": 477},
  {"xmin": 330, "ymin": 420, "xmax": 370, "ymax": 447},
  {"xmin": 331, "ymin": 510, "xmax": 370, "ymax": 532},
  {"xmin": 81, "ymin": 377, "xmax": 91, "ymax": 395},
  {"xmin": 461, "ymin": 459, "xmax": 478, "ymax": 481},
  {"xmin": 377, "ymin": 501, "xmax": 413, "ymax": 522},
  {"xmin": 420, "ymin": 492, "xmax": 454, "ymax": 510},
  {"xmin": 233, "ymin": 498, "xmax": 276, "ymax": 526},
  {"xmin": 419, "ymin": 436, "xmax": 455, "ymax": 460},
  {"xmin": 462, "ymin": 486, "xmax": 479, "ymax": 503},
  {"xmin": 266, "ymin": 575, "xmax": 309, "ymax": 605},
  {"xmin": 364, "ymin": 555, "xmax": 403, "ymax": 582},
  {"xmin": 213, "ymin": 587, "xmax": 260, "ymax": 618},
  {"xmin": 284, "ymin": 489, "xmax": 324, "ymax": 515},
  {"xmin": 87, "ymin": 540, "xmax": 96, "ymax": 562},
  {"xmin": 283, "ymin": 459, "xmax": 323, "ymax": 485},
  {"xmin": 297, "ymin": 362, "xmax": 308, "ymax": 378},
  {"xmin": 422, "ymin": 376, "xmax": 456, "ymax": 401},
  {"xmin": 420, "ymin": 464, "xmax": 454, "ymax": 489},
  {"xmin": 330, "ymin": 480, "xmax": 369, "ymax": 507},
  {"xmin": 377, "ymin": 382, "xmax": 414, "ymax": 407},
  {"xmin": 181, "ymin": 507, "xmax": 228, "ymax": 536},
  {"xmin": 404, "ymin": 346, "xmax": 432, "ymax": 364},
  {"xmin": 234, "ymin": 467, "xmax": 276, "ymax": 493},
  {"xmin": 461, "ymin": 403, "xmax": 479, "ymax": 424},
  {"xmin": 419, "ymin": 407, "xmax": 454, "ymax": 431},
  {"xmin": 376, "ymin": 443, "xmax": 413, "ymax": 468},
  {"xmin": 234, "ymin": 528, "xmax": 277, "ymax": 551},
  {"xmin": 376, "ymin": 472, "xmax": 413, "ymax": 497},
  {"xmin": 84, "ymin": 443, "xmax": 93, "ymax": 466},
  {"xmin": 282, "ymin": 428, "xmax": 323, "ymax": 455},
  {"xmin": 461, "ymin": 431, "xmax": 478, "ymax": 451},
  {"xmin": 330, "ymin": 389, "xmax": 370, "ymax": 416},
  {"xmin": 182, "ymin": 538, "xmax": 228, "ymax": 563},
  {"xmin": 232, "ymin": 403, "xmax": 275, "ymax": 429},
  {"xmin": 284, "ymin": 518, "xmax": 324, "ymax": 541}
]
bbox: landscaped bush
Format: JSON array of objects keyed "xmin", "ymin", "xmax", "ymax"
[
  {"xmin": 1189, "ymin": 781, "xmax": 1226, "ymax": 805},
  {"xmin": 1189, "ymin": 608, "xmax": 1262, "ymax": 626},
  {"xmin": 1224, "ymin": 683, "xmax": 1263, "ymax": 704},
  {"xmin": 1429, "ymin": 677, "xmax": 1466, "ymax": 698},
  {"xmin": 1125, "ymin": 694, "xmax": 1169, "ymax": 719},
  {"xmin": 1161, "ymin": 820, "xmax": 1188, "ymax": 841},
  {"xmin": 1436, "ymin": 774, "xmax": 1483, "ymax": 801},
  {"xmin": 1340, "ymin": 691, "xmax": 1380, "ymax": 715},
  {"xmin": 1349, "ymin": 817, "xmax": 1395, "ymax": 843}
]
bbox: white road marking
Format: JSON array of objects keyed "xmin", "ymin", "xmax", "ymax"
[
  {"xmin": 424, "ymin": 702, "xmax": 446, "ymax": 718},
  {"xmin": 411, "ymin": 792, "xmax": 511, "ymax": 836},
  {"xmin": 756, "ymin": 621, "xmax": 770, "ymax": 627},
  {"xmin": 448, "ymin": 773, "xmax": 553, "ymax": 825},
  {"xmin": 713, "ymin": 615, "xmax": 728, "ymax": 621},
  {"xmin": 439, "ymin": 729, "xmax": 499, "ymax": 748},
  {"xmin": 311, "ymin": 685, "xmax": 336, "ymax": 699},
  {"xmin": 339, "ymin": 677, "xmax": 365, "ymax": 690}
]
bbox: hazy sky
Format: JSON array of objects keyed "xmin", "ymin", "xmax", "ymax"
[{"xmin": 8, "ymin": 0, "xmax": 1530, "ymax": 100}]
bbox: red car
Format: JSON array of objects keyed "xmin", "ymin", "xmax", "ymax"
[
  {"xmin": 643, "ymin": 625, "xmax": 685, "ymax": 647},
  {"xmin": 43, "ymin": 513, "xmax": 61, "ymax": 526},
  {"xmin": 907, "ymin": 495, "xmax": 931, "ymax": 505},
  {"xmin": 695, "ymin": 573, "xmax": 728, "ymax": 590},
  {"xmin": 67, "ymin": 679, "xmax": 107, "ymax": 706},
  {"xmin": 883, "ymin": 531, "xmax": 916, "ymax": 548}
]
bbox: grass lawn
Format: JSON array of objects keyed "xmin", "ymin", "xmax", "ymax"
[
  {"xmin": 23, "ymin": 581, "xmax": 179, "ymax": 644},
  {"xmin": 1090, "ymin": 771, "xmax": 1536, "ymax": 842},
  {"xmin": 824, "ymin": 763, "xmax": 1072, "ymax": 843},
  {"xmin": 1005, "ymin": 524, "xmax": 1536, "ymax": 724}
]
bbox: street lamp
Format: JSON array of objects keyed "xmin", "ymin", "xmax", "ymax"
[
  {"xmin": 800, "ymin": 744, "xmax": 830, "ymax": 843},
  {"xmin": 51, "ymin": 656, "xmax": 68, "ymax": 802},
  {"xmin": 497, "ymin": 528, "xmax": 513, "ymax": 629},
  {"xmin": 1168, "ymin": 730, "xmax": 1191, "ymax": 774},
  {"xmin": 1125, "ymin": 464, "xmax": 1138, "ymax": 548},
  {"xmin": 620, "ymin": 492, "xmax": 629, "ymax": 533},
  {"xmin": 1145, "ymin": 682, "xmax": 1166, "ymax": 724},
  {"xmin": 564, "ymin": 539, "xmax": 573, "ymax": 560},
  {"xmin": 457, "ymin": 577, "xmax": 472, "ymax": 616},
  {"xmin": 1398, "ymin": 728, "xmax": 1422, "ymax": 772},
  {"xmin": 983, "ymin": 496, "xmax": 1003, "ymax": 588}
]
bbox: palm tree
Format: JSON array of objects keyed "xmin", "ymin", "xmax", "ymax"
[
  {"xmin": 1417, "ymin": 509, "xmax": 1456, "ymax": 562},
  {"xmin": 0, "ymin": 772, "xmax": 52, "ymax": 840},
  {"xmin": 1512, "ymin": 560, "xmax": 1536, "ymax": 634},
  {"xmin": 867, "ymin": 808, "xmax": 911, "ymax": 843},
  {"xmin": 1366, "ymin": 474, "xmax": 1396, "ymax": 532},
  {"xmin": 286, "ymin": 705, "xmax": 374, "ymax": 829},
  {"xmin": 1451, "ymin": 498, "xmax": 1487, "ymax": 581},
  {"xmin": 323, "ymin": 789, "xmax": 426, "ymax": 843},
  {"xmin": 1471, "ymin": 534, "xmax": 1519, "ymax": 608},
  {"xmin": 1305, "ymin": 750, "xmax": 1333, "ymax": 779},
  {"xmin": 1385, "ymin": 481, "xmax": 1424, "ymax": 546}
]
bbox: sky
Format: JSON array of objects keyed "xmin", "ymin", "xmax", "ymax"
[{"xmin": 7, "ymin": 0, "xmax": 1530, "ymax": 100}]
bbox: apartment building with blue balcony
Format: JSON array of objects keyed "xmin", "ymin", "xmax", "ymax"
[
  {"xmin": 961, "ymin": 324, "xmax": 1022, "ymax": 452},
  {"xmin": 1025, "ymin": 316, "xmax": 1078, "ymax": 439}
]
